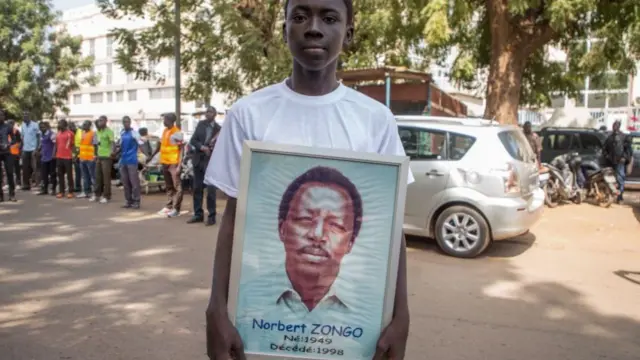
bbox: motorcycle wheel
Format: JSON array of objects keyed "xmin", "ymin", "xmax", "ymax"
[
  {"xmin": 543, "ymin": 183, "xmax": 559, "ymax": 208},
  {"xmin": 598, "ymin": 184, "xmax": 615, "ymax": 208}
]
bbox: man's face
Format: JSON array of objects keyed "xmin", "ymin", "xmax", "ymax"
[
  {"xmin": 280, "ymin": 181, "xmax": 355, "ymax": 276},
  {"xmin": 39, "ymin": 122, "xmax": 46, "ymax": 132},
  {"xmin": 69, "ymin": 122, "xmax": 76, "ymax": 132},
  {"xmin": 163, "ymin": 117, "xmax": 173, "ymax": 128},
  {"xmin": 23, "ymin": 112, "xmax": 29, "ymax": 122},
  {"xmin": 205, "ymin": 109, "xmax": 216, "ymax": 121},
  {"xmin": 283, "ymin": 0, "xmax": 353, "ymax": 71},
  {"xmin": 123, "ymin": 118, "xmax": 131, "ymax": 130},
  {"xmin": 523, "ymin": 123, "xmax": 531, "ymax": 133},
  {"xmin": 82, "ymin": 121, "xmax": 90, "ymax": 131}
]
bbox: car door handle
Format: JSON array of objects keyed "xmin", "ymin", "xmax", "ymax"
[{"xmin": 426, "ymin": 170, "xmax": 445, "ymax": 176}]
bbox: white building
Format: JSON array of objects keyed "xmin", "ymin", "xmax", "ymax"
[{"xmin": 59, "ymin": 4, "xmax": 229, "ymax": 135}]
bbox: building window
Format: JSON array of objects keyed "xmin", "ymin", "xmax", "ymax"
[
  {"xmin": 73, "ymin": 94, "xmax": 82, "ymax": 104},
  {"xmin": 116, "ymin": 91, "xmax": 124, "ymax": 102},
  {"xmin": 106, "ymin": 92, "xmax": 113, "ymax": 102},
  {"xmin": 89, "ymin": 39, "xmax": 95, "ymax": 56},
  {"xmin": 90, "ymin": 93, "xmax": 103, "ymax": 103},
  {"xmin": 106, "ymin": 63, "xmax": 112, "ymax": 85},
  {"xmin": 167, "ymin": 58, "xmax": 175, "ymax": 79},
  {"xmin": 106, "ymin": 36, "xmax": 114, "ymax": 57},
  {"xmin": 149, "ymin": 86, "xmax": 175, "ymax": 100},
  {"xmin": 128, "ymin": 89, "xmax": 137, "ymax": 101}
]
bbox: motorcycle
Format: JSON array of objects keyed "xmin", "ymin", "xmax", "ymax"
[
  {"xmin": 541, "ymin": 152, "xmax": 584, "ymax": 207},
  {"xmin": 579, "ymin": 160, "xmax": 618, "ymax": 208}
]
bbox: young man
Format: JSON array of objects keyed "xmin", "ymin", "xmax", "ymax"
[
  {"xmin": 20, "ymin": 111, "xmax": 40, "ymax": 190},
  {"xmin": 93, "ymin": 115, "xmax": 115, "ymax": 204},
  {"xmin": 603, "ymin": 120, "xmax": 633, "ymax": 204},
  {"xmin": 148, "ymin": 112, "xmax": 184, "ymax": 218},
  {"xmin": 187, "ymin": 106, "xmax": 221, "ymax": 226},
  {"xmin": 77, "ymin": 120, "xmax": 96, "ymax": 199},
  {"xmin": 203, "ymin": 1, "xmax": 412, "ymax": 359},
  {"xmin": 70, "ymin": 122, "xmax": 82, "ymax": 192},
  {"xmin": 38, "ymin": 121, "xmax": 57, "ymax": 196},
  {"xmin": 117, "ymin": 116, "xmax": 142, "ymax": 209},
  {"xmin": 0, "ymin": 111, "xmax": 17, "ymax": 202},
  {"xmin": 55, "ymin": 120, "xmax": 74, "ymax": 199},
  {"xmin": 7, "ymin": 120, "xmax": 22, "ymax": 190},
  {"xmin": 523, "ymin": 121, "xmax": 541, "ymax": 167}
]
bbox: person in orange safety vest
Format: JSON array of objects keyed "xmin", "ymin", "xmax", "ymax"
[{"xmin": 147, "ymin": 112, "xmax": 184, "ymax": 218}]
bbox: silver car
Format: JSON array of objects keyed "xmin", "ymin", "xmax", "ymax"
[{"xmin": 398, "ymin": 116, "xmax": 545, "ymax": 258}]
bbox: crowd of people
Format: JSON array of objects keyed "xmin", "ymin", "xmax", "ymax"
[{"xmin": 0, "ymin": 106, "xmax": 221, "ymax": 225}]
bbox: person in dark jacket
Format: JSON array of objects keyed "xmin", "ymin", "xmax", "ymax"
[
  {"xmin": 0, "ymin": 110, "xmax": 17, "ymax": 202},
  {"xmin": 186, "ymin": 106, "xmax": 221, "ymax": 226},
  {"xmin": 603, "ymin": 120, "xmax": 633, "ymax": 203}
]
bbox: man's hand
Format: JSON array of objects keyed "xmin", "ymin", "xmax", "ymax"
[
  {"xmin": 200, "ymin": 145, "xmax": 211, "ymax": 156},
  {"xmin": 373, "ymin": 314, "xmax": 409, "ymax": 360},
  {"xmin": 206, "ymin": 307, "xmax": 246, "ymax": 360}
]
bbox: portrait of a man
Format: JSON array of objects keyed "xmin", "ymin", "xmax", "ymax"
[
  {"xmin": 277, "ymin": 165, "xmax": 362, "ymax": 314},
  {"xmin": 233, "ymin": 152, "xmax": 401, "ymax": 358}
]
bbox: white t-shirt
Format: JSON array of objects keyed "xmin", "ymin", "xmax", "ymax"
[{"xmin": 204, "ymin": 80, "xmax": 414, "ymax": 198}]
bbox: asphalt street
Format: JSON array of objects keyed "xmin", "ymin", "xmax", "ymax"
[{"xmin": 0, "ymin": 189, "xmax": 639, "ymax": 360}]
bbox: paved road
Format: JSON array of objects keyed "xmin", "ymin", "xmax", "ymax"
[{"xmin": 1, "ymin": 190, "xmax": 639, "ymax": 360}]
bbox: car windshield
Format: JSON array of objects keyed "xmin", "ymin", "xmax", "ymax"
[{"xmin": 498, "ymin": 130, "xmax": 535, "ymax": 162}]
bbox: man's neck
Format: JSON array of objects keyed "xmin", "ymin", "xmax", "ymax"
[
  {"xmin": 288, "ymin": 60, "xmax": 339, "ymax": 96},
  {"xmin": 285, "ymin": 258, "xmax": 338, "ymax": 311}
]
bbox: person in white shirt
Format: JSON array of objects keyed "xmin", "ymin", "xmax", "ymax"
[{"xmin": 204, "ymin": 1, "xmax": 413, "ymax": 359}]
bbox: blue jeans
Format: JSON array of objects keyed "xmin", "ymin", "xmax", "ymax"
[
  {"xmin": 615, "ymin": 163, "xmax": 625, "ymax": 201},
  {"xmin": 80, "ymin": 160, "xmax": 96, "ymax": 194}
]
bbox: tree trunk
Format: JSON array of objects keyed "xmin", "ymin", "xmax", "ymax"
[{"xmin": 483, "ymin": 49, "xmax": 527, "ymax": 124}]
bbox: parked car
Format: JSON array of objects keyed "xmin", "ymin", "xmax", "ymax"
[
  {"xmin": 537, "ymin": 127, "xmax": 607, "ymax": 164},
  {"xmin": 627, "ymin": 132, "xmax": 640, "ymax": 190},
  {"xmin": 397, "ymin": 116, "xmax": 544, "ymax": 258}
]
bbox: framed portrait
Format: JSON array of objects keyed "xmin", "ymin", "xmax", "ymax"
[{"xmin": 228, "ymin": 141, "xmax": 410, "ymax": 360}]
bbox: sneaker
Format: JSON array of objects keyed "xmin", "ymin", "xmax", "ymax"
[
  {"xmin": 56, "ymin": 193, "xmax": 64, "ymax": 199},
  {"xmin": 76, "ymin": 192, "xmax": 87, "ymax": 198},
  {"xmin": 8, "ymin": 196, "xmax": 17, "ymax": 202},
  {"xmin": 2, "ymin": 185, "xmax": 7, "ymax": 191},
  {"xmin": 131, "ymin": 203, "xmax": 140, "ymax": 209},
  {"xmin": 157, "ymin": 207, "xmax": 172, "ymax": 215},
  {"xmin": 99, "ymin": 197, "xmax": 109, "ymax": 204},
  {"xmin": 37, "ymin": 191, "xmax": 48, "ymax": 196},
  {"xmin": 89, "ymin": 196, "xmax": 98, "ymax": 202},
  {"xmin": 15, "ymin": 185, "xmax": 21, "ymax": 190},
  {"xmin": 166, "ymin": 209, "xmax": 179, "ymax": 218},
  {"xmin": 121, "ymin": 203, "xmax": 132, "ymax": 209},
  {"xmin": 67, "ymin": 193, "xmax": 74, "ymax": 199}
]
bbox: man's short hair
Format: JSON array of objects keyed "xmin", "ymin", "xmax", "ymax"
[
  {"xmin": 278, "ymin": 166, "xmax": 362, "ymax": 241},
  {"xmin": 163, "ymin": 112, "xmax": 177, "ymax": 123},
  {"xmin": 284, "ymin": 0, "xmax": 354, "ymax": 24}
]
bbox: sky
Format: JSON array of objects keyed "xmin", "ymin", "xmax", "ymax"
[{"xmin": 52, "ymin": 0, "xmax": 94, "ymax": 11}]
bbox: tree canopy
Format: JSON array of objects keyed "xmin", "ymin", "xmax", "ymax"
[
  {"xmin": 422, "ymin": 0, "xmax": 640, "ymax": 123},
  {"xmin": 97, "ymin": 0, "xmax": 431, "ymax": 105},
  {"xmin": 0, "ymin": 0, "xmax": 96, "ymax": 120}
]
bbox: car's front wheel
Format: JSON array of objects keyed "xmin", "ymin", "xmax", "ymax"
[{"xmin": 434, "ymin": 205, "xmax": 491, "ymax": 258}]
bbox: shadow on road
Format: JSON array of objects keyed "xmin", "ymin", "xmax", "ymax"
[
  {"xmin": 1, "ymin": 193, "xmax": 639, "ymax": 359},
  {"xmin": 406, "ymin": 232, "xmax": 536, "ymax": 259},
  {"xmin": 614, "ymin": 270, "xmax": 640, "ymax": 286}
]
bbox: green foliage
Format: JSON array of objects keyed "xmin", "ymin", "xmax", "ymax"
[
  {"xmin": 97, "ymin": 0, "xmax": 431, "ymax": 105},
  {"xmin": 422, "ymin": 0, "xmax": 640, "ymax": 109},
  {"xmin": 0, "ymin": 0, "xmax": 96, "ymax": 119}
]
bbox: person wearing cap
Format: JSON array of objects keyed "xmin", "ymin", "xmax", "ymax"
[
  {"xmin": 187, "ymin": 106, "xmax": 221, "ymax": 226},
  {"xmin": 148, "ymin": 112, "xmax": 184, "ymax": 218}
]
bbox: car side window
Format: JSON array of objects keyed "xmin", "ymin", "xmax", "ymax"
[
  {"xmin": 579, "ymin": 133, "xmax": 603, "ymax": 151},
  {"xmin": 398, "ymin": 126, "xmax": 446, "ymax": 160},
  {"xmin": 631, "ymin": 136, "xmax": 640, "ymax": 152},
  {"xmin": 549, "ymin": 133, "xmax": 573, "ymax": 150},
  {"xmin": 448, "ymin": 132, "xmax": 476, "ymax": 161}
]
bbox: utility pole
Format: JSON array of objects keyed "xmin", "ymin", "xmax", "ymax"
[{"xmin": 174, "ymin": 0, "xmax": 181, "ymax": 128}]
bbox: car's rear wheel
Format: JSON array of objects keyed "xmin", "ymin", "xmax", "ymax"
[{"xmin": 435, "ymin": 206, "xmax": 491, "ymax": 258}]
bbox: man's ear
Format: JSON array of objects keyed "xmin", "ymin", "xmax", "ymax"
[
  {"xmin": 343, "ymin": 24, "xmax": 354, "ymax": 49},
  {"xmin": 282, "ymin": 23, "xmax": 288, "ymax": 44},
  {"xmin": 278, "ymin": 220, "xmax": 286, "ymax": 242}
]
